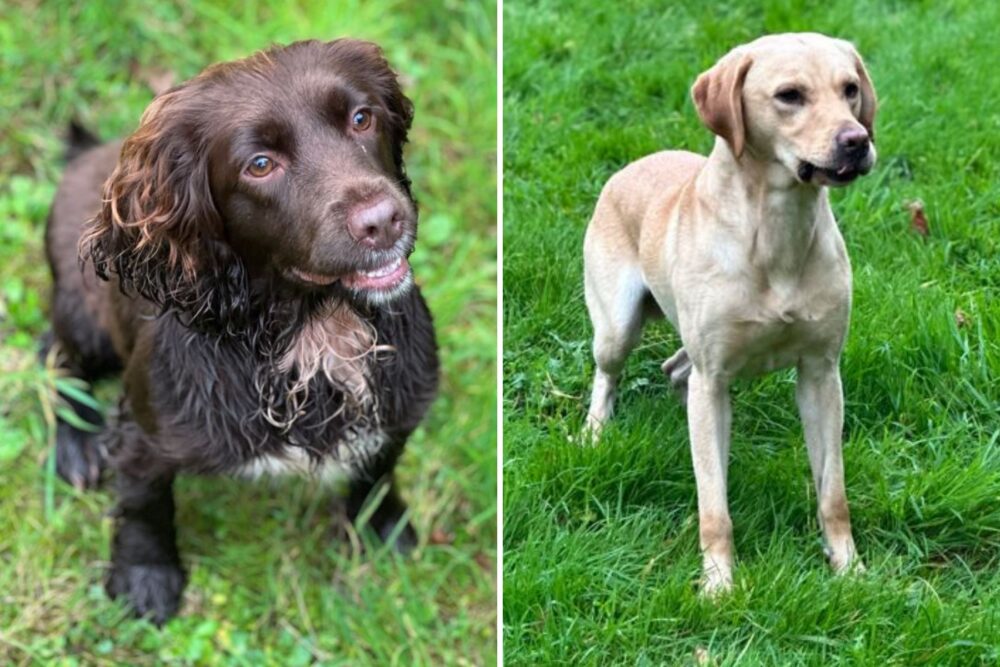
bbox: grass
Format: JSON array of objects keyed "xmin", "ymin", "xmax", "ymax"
[
  {"xmin": 0, "ymin": 1, "xmax": 496, "ymax": 665},
  {"xmin": 503, "ymin": 0, "xmax": 1000, "ymax": 664}
]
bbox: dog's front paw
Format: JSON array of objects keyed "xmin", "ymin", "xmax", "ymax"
[
  {"xmin": 106, "ymin": 562, "xmax": 186, "ymax": 626},
  {"xmin": 348, "ymin": 484, "xmax": 419, "ymax": 555},
  {"xmin": 579, "ymin": 416, "xmax": 604, "ymax": 446},
  {"xmin": 699, "ymin": 554, "xmax": 734, "ymax": 599},
  {"xmin": 825, "ymin": 536, "xmax": 864, "ymax": 576},
  {"xmin": 699, "ymin": 568, "xmax": 733, "ymax": 599},
  {"xmin": 373, "ymin": 515, "xmax": 418, "ymax": 555},
  {"xmin": 829, "ymin": 551, "xmax": 866, "ymax": 576}
]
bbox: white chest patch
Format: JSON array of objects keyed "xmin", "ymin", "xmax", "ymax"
[
  {"xmin": 279, "ymin": 301, "xmax": 383, "ymax": 405},
  {"xmin": 235, "ymin": 429, "xmax": 387, "ymax": 483}
]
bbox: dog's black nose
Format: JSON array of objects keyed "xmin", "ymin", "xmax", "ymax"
[
  {"xmin": 836, "ymin": 126, "xmax": 870, "ymax": 156},
  {"xmin": 347, "ymin": 198, "xmax": 403, "ymax": 250}
]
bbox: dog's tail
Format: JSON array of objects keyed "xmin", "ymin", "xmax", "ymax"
[{"xmin": 64, "ymin": 120, "xmax": 101, "ymax": 163}]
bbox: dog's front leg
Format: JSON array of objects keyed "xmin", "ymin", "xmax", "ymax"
[
  {"xmin": 347, "ymin": 474, "xmax": 418, "ymax": 554},
  {"xmin": 796, "ymin": 356, "xmax": 860, "ymax": 574},
  {"xmin": 106, "ymin": 471, "xmax": 186, "ymax": 625},
  {"xmin": 687, "ymin": 368, "xmax": 734, "ymax": 594}
]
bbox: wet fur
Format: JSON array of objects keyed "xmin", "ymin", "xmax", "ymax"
[{"xmin": 45, "ymin": 39, "xmax": 438, "ymax": 625}]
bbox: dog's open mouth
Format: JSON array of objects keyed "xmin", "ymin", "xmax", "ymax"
[
  {"xmin": 798, "ymin": 161, "xmax": 867, "ymax": 186},
  {"xmin": 288, "ymin": 256, "xmax": 411, "ymax": 293},
  {"xmin": 342, "ymin": 257, "xmax": 410, "ymax": 292},
  {"xmin": 288, "ymin": 268, "xmax": 339, "ymax": 286}
]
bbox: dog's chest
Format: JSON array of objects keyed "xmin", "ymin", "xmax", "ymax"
[
  {"xmin": 236, "ymin": 427, "xmax": 387, "ymax": 482},
  {"xmin": 145, "ymin": 288, "xmax": 437, "ymax": 480},
  {"xmin": 278, "ymin": 303, "xmax": 376, "ymax": 405},
  {"xmin": 725, "ymin": 275, "xmax": 849, "ymax": 376},
  {"xmin": 154, "ymin": 306, "xmax": 385, "ymax": 470}
]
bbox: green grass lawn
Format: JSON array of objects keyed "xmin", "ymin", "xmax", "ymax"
[
  {"xmin": 0, "ymin": 1, "xmax": 496, "ymax": 665},
  {"xmin": 503, "ymin": 0, "xmax": 1000, "ymax": 663}
]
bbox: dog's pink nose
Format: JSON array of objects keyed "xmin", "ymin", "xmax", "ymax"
[
  {"xmin": 347, "ymin": 198, "xmax": 402, "ymax": 249},
  {"xmin": 836, "ymin": 126, "xmax": 870, "ymax": 153}
]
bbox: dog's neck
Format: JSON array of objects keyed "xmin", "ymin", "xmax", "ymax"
[
  {"xmin": 197, "ymin": 283, "xmax": 378, "ymax": 400},
  {"xmin": 699, "ymin": 138, "xmax": 826, "ymax": 278}
]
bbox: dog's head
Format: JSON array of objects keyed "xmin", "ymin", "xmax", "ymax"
[
  {"xmin": 692, "ymin": 32, "xmax": 878, "ymax": 187},
  {"xmin": 83, "ymin": 39, "xmax": 416, "ymax": 332}
]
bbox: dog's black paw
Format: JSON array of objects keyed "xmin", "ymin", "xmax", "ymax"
[
  {"xmin": 346, "ymin": 483, "xmax": 419, "ymax": 555},
  {"xmin": 106, "ymin": 562, "xmax": 186, "ymax": 626},
  {"xmin": 372, "ymin": 513, "xmax": 418, "ymax": 555},
  {"xmin": 53, "ymin": 422, "xmax": 106, "ymax": 490}
]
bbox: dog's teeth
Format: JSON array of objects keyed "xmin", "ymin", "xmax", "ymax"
[{"xmin": 362, "ymin": 259, "xmax": 401, "ymax": 278}]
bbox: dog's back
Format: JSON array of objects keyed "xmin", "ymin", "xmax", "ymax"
[
  {"xmin": 45, "ymin": 137, "xmax": 123, "ymax": 377},
  {"xmin": 585, "ymin": 150, "xmax": 705, "ymax": 262}
]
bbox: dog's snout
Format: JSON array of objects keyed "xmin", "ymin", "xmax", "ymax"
[
  {"xmin": 835, "ymin": 126, "xmax": 870, "ymax": 155},
  {"xmin": 347, "ymin": 198, "xmax": 403, "ymax": 249}
]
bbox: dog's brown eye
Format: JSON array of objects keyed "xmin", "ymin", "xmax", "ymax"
[
  {"xmin": 246, "ymin": 155, "xmax": 275, "ymax": 177},
  {"xmin": 775, "ymin": 88, "xmax": 804, "ymax": 105},
  {"xmin": 352, "ymin": 109, "xmax": 373, "ymax": 132},
  {"xmin": 844, "ymin": 83, "xmax": 859, "ymax": 99}
]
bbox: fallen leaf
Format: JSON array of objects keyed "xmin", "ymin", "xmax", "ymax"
[
  {"xmin": 906, "ymin": 199, "xmax": 929, "ymax": 236},
  {"xmin": 474, "ymin": 552, "xmax": 493, "ymax": 572},
  {"xmin": 429, "ymin": 527, "xmax": 454, "ymax": 545}
]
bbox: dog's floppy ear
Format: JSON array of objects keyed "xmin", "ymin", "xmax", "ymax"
[
  {"xmin": 839, "ymin": 41, "xmax": 878, "ymax": 142},
  {"xmin": 691, "ymin": 50, "xmax": 753, "ymax": 158},
  {"xmin": 82, "ymin": 85, "xmax": 248, "ymax": 333}
]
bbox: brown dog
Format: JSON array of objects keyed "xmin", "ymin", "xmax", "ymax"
[
  {"xmin": 583, "ymin": 33, "xmax": 877, "ymax": 593},
  {"xmin": 45, "ymin": 40, "xmax": 438, "ymax": 624}
]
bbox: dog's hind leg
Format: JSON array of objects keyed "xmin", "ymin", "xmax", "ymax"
[
  {"xmin": 583, "ymin": 258, "xmax": 647, "ymax": 439},
  {"xmin": 39, "ymin": 326, "xmax": 115, "ymax": 489},
  {"xmin": 42, "ymin": 224, "xmax": 123, "ymax": 487},
  {"xmin": 52, "ymin": 384, "xmax": 106, "ymax": 489},
  {"xmin": 662, "ymin": 347, "xmax": 692, "ymax": 405}
]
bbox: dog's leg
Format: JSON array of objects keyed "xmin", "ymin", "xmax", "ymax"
[
  {"xmin": 796, "ymin": 356, "xmax": 861, "ymax": 574},
  {"xmin": 347, "ymin": 474, "xmax": 417, "ymax": 554},
  {"xmin": 52, "ymin": 390, "xmax": 107, "ymax": 489},
  {"xmin": 38, "ymin": 330, "xmax": 108, "ymax": 489},
  {"xmin": 106, "ymin": 471, "xmax": 186, "ymax": 626},
  {"xmin": 661, "ymin": 347, "xmax": 692, "ymax": 405},
  {"xmin": 583, "ymin": 264, "xmax": 646, "ymax": 438},
  {"xmin": 687, "ymin": 368, "xmax": 734, "ymax": 595}
]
